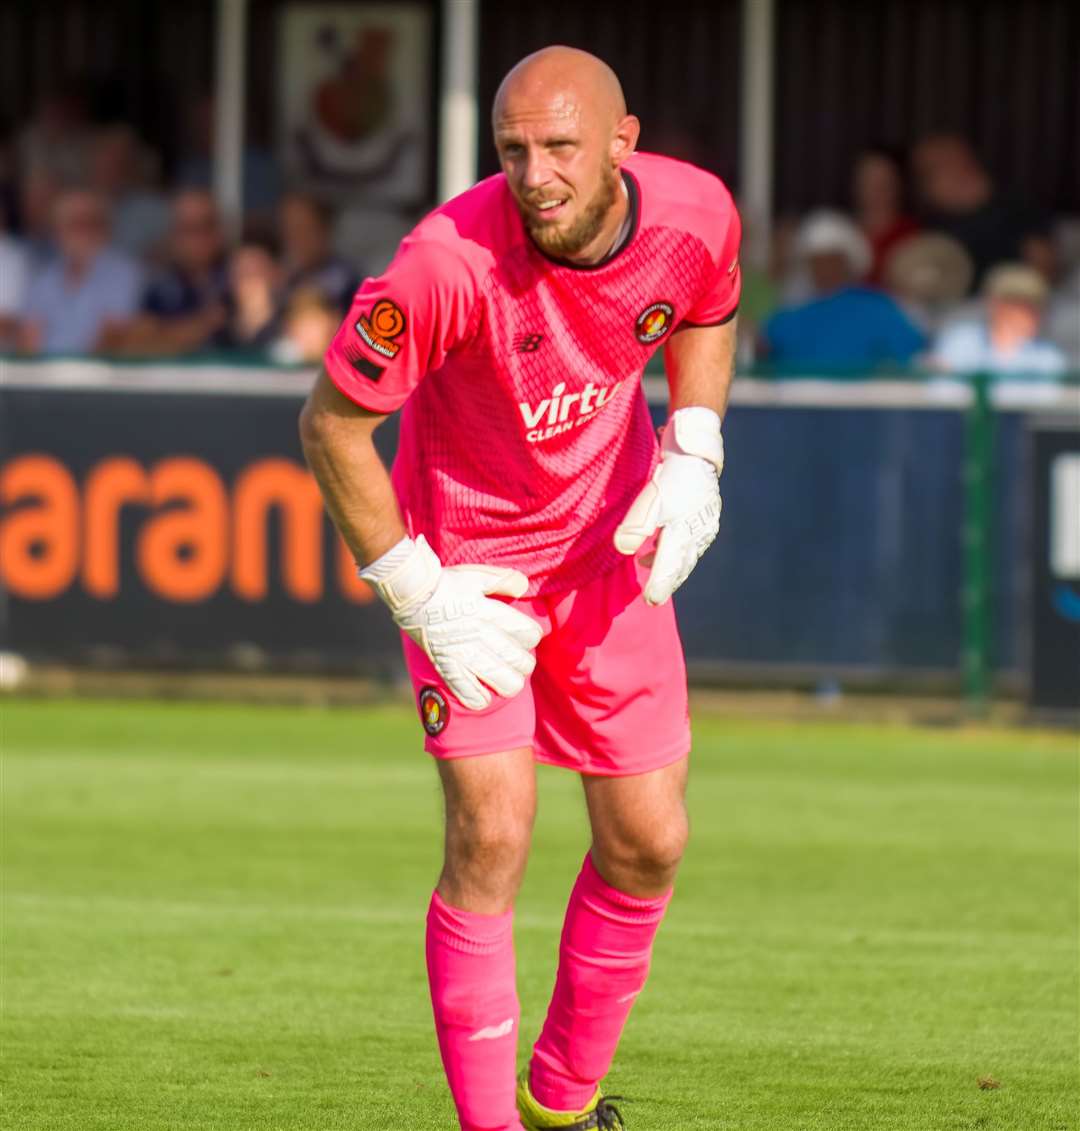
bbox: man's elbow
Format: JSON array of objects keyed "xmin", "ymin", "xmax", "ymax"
[
  {"xmin": 298, "ymin": 393, "xmax": 328, "ymax": 461},
  {"xmin": 299, "ymin": 372, "xmax": 385, "ymax": 463}
]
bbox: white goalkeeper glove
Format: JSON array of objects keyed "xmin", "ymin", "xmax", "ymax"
[
  {"xmin": 613, "ymin": 406, "xmax": 724, "ymax": 606},
  {"xmin": 360, "ymin": 535, "xmax": 543, "ymax": 711}
]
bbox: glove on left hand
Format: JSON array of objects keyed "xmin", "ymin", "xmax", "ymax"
[{"xmin": 613, "ymin": 406, "xmax": 724, "ymax": 606}]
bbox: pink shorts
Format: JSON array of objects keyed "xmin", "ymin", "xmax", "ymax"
[{"xmin": 401, "ymin": 550, "xmax": 691, "ymax": 776}]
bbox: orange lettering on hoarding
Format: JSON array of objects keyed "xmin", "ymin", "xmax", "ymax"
[
  {"xmin": 2, "ymin": 453, "xmax": 375, "ymax": 607},
  {"xmin": 82, "ymin": 457, "xmax": 150, "ymax": 598},
  {"xmin": 232, "ymin": 459, "xmax": 323, "ymax": 602},
  {"xmin": 336, "ymin": 536, "xmax": 375, "ymax": 604},
  {"xmin": 136, "ymin": 458, "xmax": 229, "ymax": 602},
  {"xmin": 0, "ymin": 454, "xmax": 79, "ymax": 598}
]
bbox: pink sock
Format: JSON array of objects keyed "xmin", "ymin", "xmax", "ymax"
[
  {"xmin": 426, "ymin": 891, "xmax": 524, "ymax": 1131},
  {"xmin": 530, "ymin": 854, "xmax": 673, "ymax": 1111}
]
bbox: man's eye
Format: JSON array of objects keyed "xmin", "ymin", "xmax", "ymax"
[{"xmin": 503, "ymin": 145, "xmax": 524, "ymax": 157}]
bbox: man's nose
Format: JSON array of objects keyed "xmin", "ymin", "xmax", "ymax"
[{"xmin": 521, "ymin": 149, "xmax": 553, "ymax": 191}]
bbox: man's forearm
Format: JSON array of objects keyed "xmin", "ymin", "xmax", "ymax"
[
  {"xmin": 663, "ymin": 316, "xmax": 738, "ymax": 418},
  {"xmin": 299, "ymin": 372, "xmax": 407, "ymax": 568}
]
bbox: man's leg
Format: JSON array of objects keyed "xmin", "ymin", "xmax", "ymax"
[
  {"xmin": 527, "ymin": 756, "xmax": 689, "ymax": 1111},
  {"xmin": 428, "ymin": 746, "xmax": 535, "ymax": 1131}
]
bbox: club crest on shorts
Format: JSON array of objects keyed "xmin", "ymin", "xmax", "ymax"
[
  {"xmin": 419, "ymin": 686, "xmax": 450, "ymax": 736},
  {"xmin": 635, "ymin": 300, "xmax": 675, "ymax": 344},
  {"xmin": 356, "ymin": 298, "xmax": 407, "ymax": 359}
]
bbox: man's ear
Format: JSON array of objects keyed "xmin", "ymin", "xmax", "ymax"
[{"xmin": 611, "ymin": 114, "xmax": 641, "ymax": 166}]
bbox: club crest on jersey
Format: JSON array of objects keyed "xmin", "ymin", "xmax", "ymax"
[
  {"xmin": 356, "ymin": 299, "xmax": 406, "ymax": 359},
  {"xmin": 419, "ymin": 687, "xmax": 449, "ymax": 736},
  {"xmin": 634, "ymin": 301, "xmax": 675, "ymax": 344}
]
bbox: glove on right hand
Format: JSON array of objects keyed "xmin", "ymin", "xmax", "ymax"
[{"xmin": 361, "ymin": 535, "xmax": 543, "ymax": 711}]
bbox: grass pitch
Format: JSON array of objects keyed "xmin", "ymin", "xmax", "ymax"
[{"xmin": 2, "ymin": 697, "xmax": 1077, "ymax": 1131}]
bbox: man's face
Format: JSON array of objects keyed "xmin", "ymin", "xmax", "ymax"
[
  {"xmin": 808, "ymin": 250, "xmax": 852, "ymax": 295},
  {"xmin": 494, "ymin": 98, "xmax": 620, "ymax": 259},
  {"xmin": 55, "ymin": 192, "xmax": 109, "ymax": 264},
  {"xmin": 988, "ymin": 297, "xmax": 1040, "ymax": 345},
  {"xmin": 172, "ymin": 193, "xmax": 223, "ymax": 272},
  {"xmin": 913, "ymin": 137, "xmax": 987, "ymax": 212},
  {"xmin": 229, "ymin": 245, "xmax": 279, "ymax": 301},
  {"xmin": 280, "ymin": 197, "xmax": 327, "ymax": 269}
]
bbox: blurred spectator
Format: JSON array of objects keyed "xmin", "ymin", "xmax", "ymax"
[
  {"xmin": 930, "ymin": 263, "xmax": 1067, "ymax": 377},
  {"xmin": 88, "ymin": 124, "xmax": 169, "ymax": 258},
  {"xmin": 18, "ymin": 189, "xmax": 140, "ymax": 356},
  {"xmin": 912, "ymin": 134, "xmax": 1055, "ymax": 289},
  {"xmin": 271, "ymin": 286, "xmax": 341, "ymax": 365},
  {"xmin": 0, "ymin": 202, "xmax": 28, "ymax": 347},
  {"xmin": 145, "ymin": 190, "xmax": 228, "ymax": 319},
  {"xmin": 278, "ymin": 192, "xmax": 358, "ymax": 313},
  {"xmin": 17, "ymin": 85, "xmax": 94, "ymax": 187},
  {"xmin": 761, "ymin": 210, "xmax": 925, "ymax": 368},
  {"xmin": 221, "ymin": 236, "xmax": 283, "ymax": 352},
  {"xmin": 106, "ymin": 188, "xmax": 228, "ymax": 356},
  {"xmin": 851, "ymin": 147, "xmax": 919, "ymax": 286},
  {"xmin": 883, "ymin": 232, "xmax": 974, "ymax": 334}
]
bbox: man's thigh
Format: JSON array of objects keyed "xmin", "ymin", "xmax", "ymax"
[{"xmin": 533, "ymin": 551, "xmax": 691, "ymax": 776}]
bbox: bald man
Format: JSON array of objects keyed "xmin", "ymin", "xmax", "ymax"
[{"xmin": 301, "ymin": 46, "xmax": 741, "ymax": 1131}]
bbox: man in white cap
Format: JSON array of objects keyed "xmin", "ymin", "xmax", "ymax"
[
  {"xmin": 932, "ymin": 262, "xmax": 1067, "ymax": 376},
  {"xmin": 761, "ymin": 209, "xmax": 925, "ymax": 369}
]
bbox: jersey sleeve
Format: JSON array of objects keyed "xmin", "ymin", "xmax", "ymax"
[
  {"xmin": 323, "ymin": 236, "xmax": 481, "ymax": 414},
  {"xmin": 682, "ymin": 186, "xmax": 743, "ymax": 327}
]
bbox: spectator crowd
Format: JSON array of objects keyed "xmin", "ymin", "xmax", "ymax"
[
  {"xmin": 750, "ymin": 138, "xmax": 1077, "ymax": 376},
  {"xmin": 0, "ymin": 94, "xmax": 368, "ymax": 368},
  {"xmin": 1, "ymin": 95, "xmax": 1077, "ymax": 378}
]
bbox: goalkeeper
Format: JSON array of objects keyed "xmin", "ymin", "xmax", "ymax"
[{"xmin": 301, "ymin": 44, "xmax": 740, "ymax": 1131}]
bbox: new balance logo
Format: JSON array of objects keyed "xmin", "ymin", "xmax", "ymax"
[
  {"xmin": 514, "ymin": 333, "xmax": 544, "ymax": 353},
  {"xmin": 468, "ymin": 1018, "xmax": 515, "ymax": 1042}
]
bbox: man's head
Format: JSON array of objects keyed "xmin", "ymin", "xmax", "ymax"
[
  {"xmin": 492, "ymin": 46, "xmax": 639, "ymax": 261},
  {"xmin": 983, "ymin": 262, "xmax": 1048, "ymax": 348},
  {"xmin": 911, "ymin": 133, "xmax": 992, "ymax": 213},
  {"xmin": 89, "ymin": 125, "xmax": 142, "ymax": 196},
  {"xmin": 170, "ymin": 189, "xmax": 224, "ymax": 274},
  {"xmin": 54, "ymin": 189, "xmax": 110, "ymax": 266},
  {"xmin": 228, "ymin": 236, "xmax": 281, "ymax": 304},
  {"xmin": 852, "ymin": 147, "xmax": 906, "ymax": 214},
  {"xmin": 794, "ymin": 210, "xmax": 871, "ymax": 295},
  {"xmin": 282, "ymin": 286, "xmax": 339, "ymax": 363},
  {"xmin": 279, "ymin": 192, "xmax": 332, "ymax": 271}
]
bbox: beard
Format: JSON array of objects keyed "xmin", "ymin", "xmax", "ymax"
[{"xmin": 522, "ymin": 167, "xmax": 620, "ymax": 259}]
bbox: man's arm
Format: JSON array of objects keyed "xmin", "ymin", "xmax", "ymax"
[
  {"xmin": 613, "ymin": 317, "xmax": 736, "ymax": 605},
  {"xmin": 662, "ymin": 316, "xmax": 738, "ymax": 417},
  {"xmin": 298, "ymin": 369, "xmax": 406, "ymax": 568},
  {"xmin": 299, "ymin": 368, "xmax": 542, "ymax": 710}
]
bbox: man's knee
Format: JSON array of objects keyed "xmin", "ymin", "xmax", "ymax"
[
  {"xmin": 437, "ymin": 747, "xmax": 536, "ymax": 912},
  {"xmin": 441, "ymin": 793, "xmax": 535, "ymax": 911},
  {"xmin": 593, "ymin": 809, "xmax": 689, "ymax": 892},
  {"xmin": 448, "ymin": 807, "xmax": 534, "ymax": 873}
]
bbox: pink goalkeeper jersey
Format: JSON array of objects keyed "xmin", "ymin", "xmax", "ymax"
[{"xmin": 324, "ymin": 151, "xmax": 741, "ymax": 596}]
